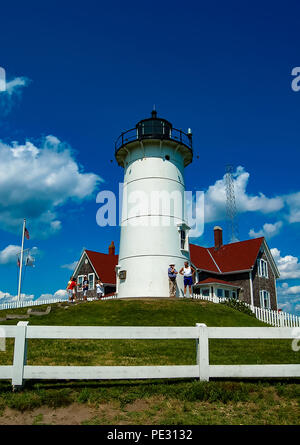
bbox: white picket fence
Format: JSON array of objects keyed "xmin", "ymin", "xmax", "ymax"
[
  {"xmin": 0, "ymin": 322, "xmax": 299, "ymax": 389},
  {"xmin": 192, "ymin": 294, "xmax": 300, "ymax": 328},
  {"xmin": 1, "ymin": 294, "xmax": 299, "ymax": 328},
  {"xmin": 0, "ymin": 298, "xmax": 67, "ymax": 312},
  {"xmin": 0, "ymin": 294, "xmax": 120, "ymax": 312}
]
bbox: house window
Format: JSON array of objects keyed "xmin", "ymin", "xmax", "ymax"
[
  {"xmin": 258, "ymin": 259, "xmax": 268, "ymax": 278},
  {"xmin": 224, "ymin": 290, "xmax": 230, "ymax": 298},
  {"xmin": 201, "ymin": 288, "xmax": 210, "ymax": 297},
  {"xmin": 260, "ymin": 290, "xmax": 270, "ymax": 309},
  {"xmin": 77, "ymin": 275, "xmax": 84, "ymax": 292},
  {"xmin": 217, "ymin": 288, "xmax": 224, "ymax": 298},
  {"xmin": 88, "ymin": 273, "xmax": 95, "ymax": 290},
  {"xmin": 231, "ymin": 290, "xmax": 237, "ymax": 299}
]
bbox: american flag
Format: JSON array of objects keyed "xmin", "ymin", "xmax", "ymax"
[{"xmin": 24, "ymin": 227, "xmax": 29, "ymax": 240}]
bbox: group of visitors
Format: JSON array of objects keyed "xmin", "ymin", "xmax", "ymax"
[
  {"xmin": 66, "ymin": 276, "xmax": 104, "ymax": 302},
  {"xmin": 168, "ymin": 261, "xmax": 195, "ymax": 298}
]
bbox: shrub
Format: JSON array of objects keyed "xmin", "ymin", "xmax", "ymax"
[{"xmin": 221, "ymin": 298, "xmax": 255, "ymax": 317}]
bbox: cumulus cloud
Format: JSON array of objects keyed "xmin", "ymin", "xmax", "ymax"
[
  {"xmin": 61, "ymin": 261, "xmax": 78, "ymax": 271},
  {"xmin": 276, "ymin": 282, "xmax": 300, "ymax": 316},
  {"xmin": 249, "ymin": 221, "xmax": 283, "ymax": 239},
  {"xmin": 200, "ymin": 166, "xmax": 285, "ymax": 224},
  {"xmin": 37, "ymin": 289, "xmax": 68, "ymax": 301},
  {"xmin": 285, "ymin": 192, "xmax": 300, "ymax": 223},
  {"xmin": 186, "ymin": 166, "xmax": 299, "ymax": 239},
  {"xmin": 0, "ymin": 291, "xmax": 34, "ymax": 303},
  {"xmin": 0, "ymin": 288, "xmax": 68, "ymax": 305},
  {"xmin": 0, "ymin": 245, "xmax": 39, "ymax": 265},
  {"xmin": 0, "ymin": 76, "xmax": 31, "ymax": 115},
  {"xmin": 271, "ymin": 248, "xmax": 300, "ymax": 280},
  {"xmin": 0, "ymin": 136, "xmax": 102, "ymax": 237},
  {"xmin": 0, "ymin": 245, "xmax": 21, "ymax": 264}
]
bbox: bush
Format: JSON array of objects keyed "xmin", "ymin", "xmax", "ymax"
[{"xmin": 221, "ymin": 298, "xmax": 255, "ymax": 317}]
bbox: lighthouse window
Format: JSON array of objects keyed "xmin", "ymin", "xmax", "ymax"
[{"xmin": 180, "ymin": 229, "xmax": 186, "ymax": 250}]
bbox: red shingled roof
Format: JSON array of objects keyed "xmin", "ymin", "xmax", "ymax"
[
  {"xmin": 190, "ymin": 237, "xmax": 264, "ymax": 274},
  {"xmin": 196, "ymin": 277, "xmax": 240, "ymax": 287},
  {"xmin": 85, "ymin": 249, "xmax": 118, "ymax": 284},
  {"xmin": 189, "ymin": 244, "xmax": 219, "ymax": 273}
]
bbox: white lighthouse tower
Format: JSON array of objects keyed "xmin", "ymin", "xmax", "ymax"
[{"xmin": 115, "ymin": 110, "xmax": 193, "ymax": 298}]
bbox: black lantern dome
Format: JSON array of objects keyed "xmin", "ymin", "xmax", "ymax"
[{"xmin": 115, "ymin": 110, "xmax": 193, "ymax": 167}]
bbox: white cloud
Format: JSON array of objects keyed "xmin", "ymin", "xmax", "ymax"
[
  {"xmin": 278, "ymin": 282, "xmax": 300, "ymax": 296},
  {"xmin": 0, "ymin": 245, "xmax": 39, "ymax": 265},
  {"xmin": 276, "ymin": 282, "xmax": 300, "ymax": 316},
  {"xmin": 37, "ymin": 289, "xmax": 68, "ymax": 301},
  {"xmin": 0, "ymin": 288, "xmax": 68, "ymax": 305},
  {"xmin": 0, "ymin": 76, "xmax": 31, "ymax": 115},
  {"xmin": 0, "ymin": 136, "xmax": 102, "ymax": 237},
  {"xmin": 0, "ymin": 245, "xmax": 20, "ymax": 264},
  {"xmin": 249, "ymin": 221, "xmax": 283, "ymax": 239},
  {"xmin": 201, "ymin": 166, "xmax": 285, "ymax": 223},
  {"xmin": 5, "ymin": 77, "xmax": 30, "ymax": 95},
  {"xmin": 285, "ymin": 192, "xmax": 300, "ymax": 223},
  {"xmin": 271, "ymin": 248, "xmax": 300, "ymax": 280},
  {"xmin": 0, "ymin": 291, "xmax": 34, "ymax": 303},
  {"xmin": 61, "ymin": 261, "xmax": 78, "ymax": 271}
]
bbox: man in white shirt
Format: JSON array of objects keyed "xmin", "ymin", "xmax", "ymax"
[{"xmin": 179, "ymin": 261, "xmax": 195, "ymax": 298}]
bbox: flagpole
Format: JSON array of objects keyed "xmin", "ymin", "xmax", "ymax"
[{"xmin": 17, "ymin": 219, "xmax": 26, "ymax": 302}]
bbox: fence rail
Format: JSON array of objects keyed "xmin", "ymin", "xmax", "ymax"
[
  {"xmin": 0, "ymin": 322, "xmax": 299, "ymax": 389},
  {"xmin": 192, "ymin": 294, "xmax": 300, "ymax": 328}
]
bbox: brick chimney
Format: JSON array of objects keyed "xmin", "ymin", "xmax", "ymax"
[
  {"xmin": 214, "ymin": 226, "xmax": 223, "ymax": 250},
  {"xmin": 109, "ymin": 241, "xmax": 115, "ymax": 255}
]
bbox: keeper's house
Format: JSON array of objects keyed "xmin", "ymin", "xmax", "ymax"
[
  {"xmin": 190, "ymin": 227, "xmax": 280, "ymax": 310},
  {"xmin": 72, "ymin": 241, "xmax": 118, "ymax": 298},
  {"xmin": 70, "ymin": 228, "xmax": 279, "ymax": 310}
]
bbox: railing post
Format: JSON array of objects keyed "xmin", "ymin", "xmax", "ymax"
[
  {"xmin": 12, "ymin": 321, "xmax": 28, "ymax": 390},
  {"xmin": 196, "ymin": 323, "xmax": 209, "ymax": 381}
]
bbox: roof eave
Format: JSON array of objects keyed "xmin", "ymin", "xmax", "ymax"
[{"xmin": 194, "ymin": 282, "xmax": 240, "ymax": 289}]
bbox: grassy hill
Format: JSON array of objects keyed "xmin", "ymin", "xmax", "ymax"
[{"xmin": 0, "ymin": 298, "xmax": 299, "ymax": 425}]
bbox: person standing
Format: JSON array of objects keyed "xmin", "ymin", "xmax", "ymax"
[
  {"xmin": 179, "ymin": 261, "xmax": 195, "ymax": 298},
  {"xmin": 83, "ymin": 275, "xmax": 89, "ymax": 301},
  {"xmin": 67, "ymin": 277, "xmax": 77, "ymax": 302},
  {"xmin": 168, "ymin": 264, "xmax": 178, "ymax": 298},
  {"xmin": 96, "ymin": 280, "xmax": 104, "ymax": 299}
]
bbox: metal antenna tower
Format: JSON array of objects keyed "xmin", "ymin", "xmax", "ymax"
[{"xmin": 225, "ymin": 165, "xmax": 239, "ymax": 243}]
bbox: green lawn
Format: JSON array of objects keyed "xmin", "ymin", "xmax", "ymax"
[{"xmin": 0, "ymin": 298, "xmax": 299, "ymax": 425}]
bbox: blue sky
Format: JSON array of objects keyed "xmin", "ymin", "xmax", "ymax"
[{"xmin": 0, "ymin": 0, "xmax": 299, "ymax": 314}]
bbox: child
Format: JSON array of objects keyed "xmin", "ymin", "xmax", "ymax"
[{"xmin": 96, "ymin": 280, "xmax": 104, "ymax": 299}]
